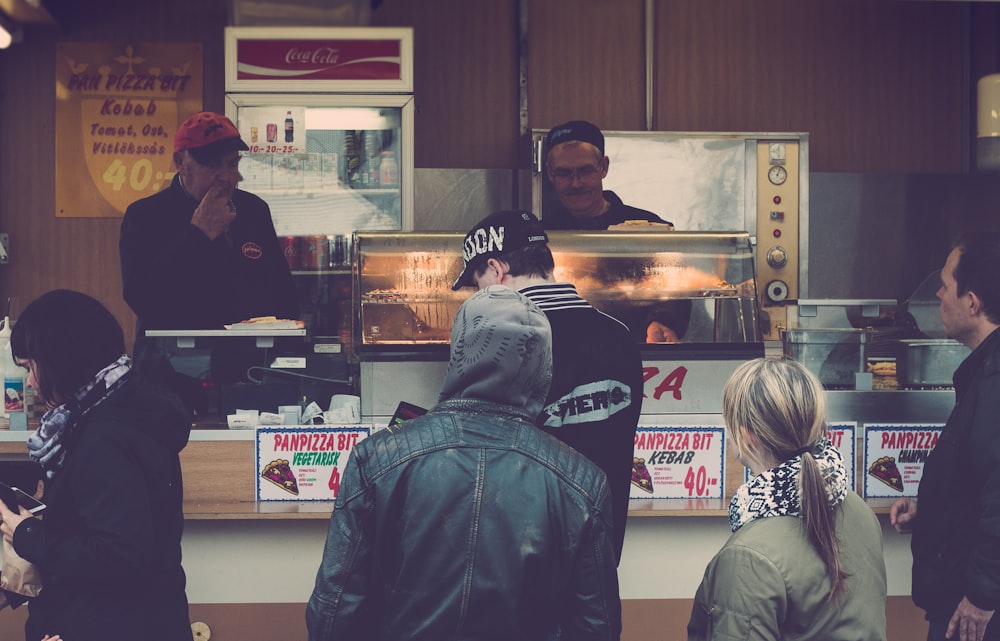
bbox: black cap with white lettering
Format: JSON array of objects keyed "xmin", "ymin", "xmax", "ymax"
[{"xmin": 451, "ymin": 210, "xmax": 549, "ymax": 290}]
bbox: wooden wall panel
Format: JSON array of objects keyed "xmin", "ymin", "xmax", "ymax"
[
  {"xmin": 528, "ymin": 0, "xmax": 648, "ymax": 134},
  {"xmin": 373, "ymin": 0, "xmax": 520, "ymax": 169},
  {"xmin": 655, "ymin": 0, "xmax": 969, "ymax": 173}
]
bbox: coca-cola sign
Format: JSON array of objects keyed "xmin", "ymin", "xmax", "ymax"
[
  {"xmin": 237, "ymin": 39, "xmax": 401, "ymax": 81},
  {"xmin": 286, "ymin": 47, "xmax": 340, "ymax": 66}
]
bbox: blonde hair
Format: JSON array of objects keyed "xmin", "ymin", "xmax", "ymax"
[{"xmin": 723, "ymin": 357, "xmax": 847, "ymax": 601}]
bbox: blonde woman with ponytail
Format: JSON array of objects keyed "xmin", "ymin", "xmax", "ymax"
[{"xmin": 688, "ymin": 357, "xmax": 887, "ymax": 641}]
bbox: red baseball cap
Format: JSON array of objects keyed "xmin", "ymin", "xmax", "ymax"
[{"xmin": 174, "ymin": 112, "xmax": 249, "ymax": 158}]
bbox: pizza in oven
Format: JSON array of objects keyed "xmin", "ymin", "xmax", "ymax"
[
  {"xmin": 868, "ymin": 456, "xmax": 904, "ymax": 493},
  {"xmin": 261, "ymin": 459, "xmax": 299, "ymax": 496},
  {"xmin": 631, "ymin": 457, "xmax": 654, "ymax": 494}
]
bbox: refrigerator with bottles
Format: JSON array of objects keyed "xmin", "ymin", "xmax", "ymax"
[{"xmin": 223, "ymin": 26, "xmax": 414, "ymax": 343}]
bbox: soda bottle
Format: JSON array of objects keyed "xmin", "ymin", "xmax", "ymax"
[
  {"xmin": 344, "ymin": 131, "xmax": 362, "ymax": 186},
  {"xmin": 284, "ymin": 111, "xmax": 294, "ymax": 143},
  {"xmin": 380, "ymin": 151, "xmax": 399, "ymax": 186}
]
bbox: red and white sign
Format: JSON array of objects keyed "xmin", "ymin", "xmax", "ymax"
[
  {"xmin": 631, "ymin": 426, "xmax": 726, "ymax": 500},
  {"xmin": 256, "ymin": 426, "xmax": 369, "ymax": 502},
  {"xmin": 863, "ymin": 424, "xmax": 942, "ymax": 498},
  {"xmin": 226, "ymin": 27, "xmax": 413, "ymax": 93}
]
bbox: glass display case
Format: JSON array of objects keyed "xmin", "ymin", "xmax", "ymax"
[{"xmin": 353, "ymin": 230, "xmax": 761, "ymax": 348}]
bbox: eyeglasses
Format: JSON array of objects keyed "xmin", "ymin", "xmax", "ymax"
[{"xmin": 549, "ymin": 164, "xmax": 602, "ymax": 184}]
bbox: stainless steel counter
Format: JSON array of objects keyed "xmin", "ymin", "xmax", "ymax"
[{"xmin": 826, "ymin": 389, "xmax": 953, "ymax": 424}]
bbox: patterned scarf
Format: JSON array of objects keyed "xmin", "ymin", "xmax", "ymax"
[
  {"xmin": 27, "ymin": 355, "xmax": 133, "ymax": 480},
  {"xmin": 728, "ymin": 435, "xmax": 848, "ymax": 532}
]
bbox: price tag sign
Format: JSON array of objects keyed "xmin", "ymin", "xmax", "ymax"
[
  {"xmin": 631, "ymin": 426, "xmax": 725, "ymax": 500},
  {"xmin": 256, "ymin": 426, "xmax": 369, "ymax": 501},
  {"xmin": 234, "ymin": 106, "xmax": 305, "ymax": 156},
  {"xmin": 863, "ymin": 424, "xmax": 942, "ymax": 498}
]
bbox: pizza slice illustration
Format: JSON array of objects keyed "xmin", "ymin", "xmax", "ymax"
[
  {"xmin": 868, "ymin": 456, "xmax": 904, "ymax": 492},
  {"xmin": 261, "ymin": 459, "xmax": 299, "ymax": 496},
  {"xmin": 631, "ymin": 457, "xmax": 654, "ymax": 494}
]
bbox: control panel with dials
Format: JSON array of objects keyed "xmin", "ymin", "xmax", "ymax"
[{"xmin": 756, "ymin": 141, "xmax": 800, "ymax": 340}]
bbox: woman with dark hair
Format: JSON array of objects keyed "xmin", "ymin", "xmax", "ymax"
[
  {"xmin": 688, "ymin": 357, "xmax": 887, "ymax": 641},
  {"xmin": 0, "ymin": 290, "xmax": 191, "ymax": 641}
]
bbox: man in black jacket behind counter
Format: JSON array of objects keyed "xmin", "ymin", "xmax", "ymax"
[
  {"xmin": 119, "ymin": 112, "xmax": 298, "ymax": 410},
  {"xmin": 891, "ymin": 231, "xmax": 1000, "ymax": 641}
]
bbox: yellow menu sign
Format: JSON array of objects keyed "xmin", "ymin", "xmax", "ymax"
[{"xmin": 54, "ymin": 42, "xmax": 204, "ymax": 217}]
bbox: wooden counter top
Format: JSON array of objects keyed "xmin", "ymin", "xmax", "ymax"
[{"xmin": 183, "ymin": 500, "xmax": 335, "ymax": 520}]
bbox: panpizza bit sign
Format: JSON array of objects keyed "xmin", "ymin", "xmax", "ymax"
[
  {"xmin": 631, "ymin": 426, "xmax": 725, "ymax": 500},
  {"xmin": 256, "ymin": 426, "xmax": 368, "ymax": 502},
  {"xmin": 863, "ymin": 424, "xmax": 942, "ymax": 498}
]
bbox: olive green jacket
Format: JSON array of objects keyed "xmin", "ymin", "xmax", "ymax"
[{"xmin": 688, "ymin": 492, "xmax": 887, "ymax": 641}]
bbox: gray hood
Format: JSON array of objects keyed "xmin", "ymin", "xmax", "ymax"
[{"xmin": 439, "ymin": 285, "xmax": 552, "ymax": 417}]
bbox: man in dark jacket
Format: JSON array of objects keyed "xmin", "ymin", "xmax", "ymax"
[
  {"xmin": 541, "ymin": 120, "xmax": 671, "ymax": 231},
  {"xmin": 452, "ymin": 209, "xmax": 643, "ymax": 564},
  {"xmin": 891, "ymin": 231, "xmax": 1000, "ymax": 641},
  {"xmin": 541, "ymin": 121, "xmax": 690, "ymax": 343},
  {"xmin": 119, "ymin": 112, "xmax": 299, "ymax": 406},
  {"xmin": 306, "ymin": 286, "xmax": 621, "ymax": 641}
]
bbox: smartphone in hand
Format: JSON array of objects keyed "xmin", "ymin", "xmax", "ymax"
[{"xmin": 0, "ymin": 480, "xmax": 45, "ymax": 514}]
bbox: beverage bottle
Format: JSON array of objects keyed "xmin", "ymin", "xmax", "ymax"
[
  {"xmin": 380, "ymin": 151, "xmax": 399, "ymax": 186},
  {"xmin": 0, "ymin": 317, "xmax": 25, "ymax": 420},
  {"xmin": 344, "ymin": 131, "xmax": 361, "ymax": 186},
  {"xmin": 0, "ymin": 317, "xmax": 8, "ymax": 419},
  {"xmin": 284, "ymin": 111, "xmax": 294, "ymax": 143}
]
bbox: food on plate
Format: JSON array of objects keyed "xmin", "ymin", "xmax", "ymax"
[
  {"xmin": 362, "ymin": 289, "xmax": 406, "ymax": 302},
  {"xmin": 224, "ymin": 316, "xmax": 304, "ymax": 330},
  {"xmin": 607, "ymin": 220, "xmax": 675, "ymax": 231}
]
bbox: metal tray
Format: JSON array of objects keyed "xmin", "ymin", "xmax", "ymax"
[
  {"xmin": 896, "ymin": 339, "xmax": 969, "ymax": 387},
  {"xmin": 783, "ymin": 328, "xmax": 870, "ymax": 388}
]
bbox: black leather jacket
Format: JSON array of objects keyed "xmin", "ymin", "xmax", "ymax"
[
  {"xmin": 306, "ymin": 399, "xmax": 622, "ymax": 641},
  {"xmin": 913, "ymin": 328, "xmax": 1000, "ymax": 617}
]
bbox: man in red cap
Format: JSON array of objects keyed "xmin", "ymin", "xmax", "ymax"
[{"xmin": 119, "ymin": 112, "xmax": 298, "ymax": 412}]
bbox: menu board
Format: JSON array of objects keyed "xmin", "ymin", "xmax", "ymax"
[
  {"xmin": 256, "ymin": 425, "xmax": 368, "ymax": 501},
  {"xmin": 863, "ymin": 424, "xmax": 943, "ymax": 498},
  {"xmin": 631, "ymin": 426, "xmax": 726, "ymax": 500}
]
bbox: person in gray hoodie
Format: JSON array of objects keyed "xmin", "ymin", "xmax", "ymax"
[{"xmin": 307, "ymin": 285, "xmax": 621, "ymax": 641}]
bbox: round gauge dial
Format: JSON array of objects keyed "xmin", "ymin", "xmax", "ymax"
[{"xmin": 768, "ymin": 165, "xmax": 788, "ymax": 185}]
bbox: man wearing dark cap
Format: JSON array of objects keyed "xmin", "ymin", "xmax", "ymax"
[
  {"xmin": 544, "ymin": 120, "xmax": 690, "ymax": 343},
  {"xmin": 307, "ymin": 286, "xmax": 621, "ymax": 641},
  {"xmin": 119, "ymin": 112, "xmax": 298, "ymax": 408},
  {"xmin": 453, "ymin": 209, "xmax": 643, "ymax": 565},
  {"xmin": 543, "ymin": 119, "xmax": 670, "ymax": 230}
]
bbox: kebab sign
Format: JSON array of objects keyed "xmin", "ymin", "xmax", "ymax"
[
  {"xmin": 55, "ymin": 41, "xmax": 204, "ymax": 217},
  {"xmin": 630, "ymin": 426, "xmax": 726, "ymax": 499},
  {"xmin": 256, "ymin": 426, "xmax": 368, "ymax": 501},
  {"xmin": 863, "ymin": 423, "xmax": 942, "ymax": 498}
]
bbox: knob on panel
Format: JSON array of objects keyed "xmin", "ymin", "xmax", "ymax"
[
  {"xmin": 766, "ymin": 280, "xmax": 789, "ymax": 302},
  {"xmin": 766, "ymin": 246, "xmax": 788, "ymax": 268}
]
